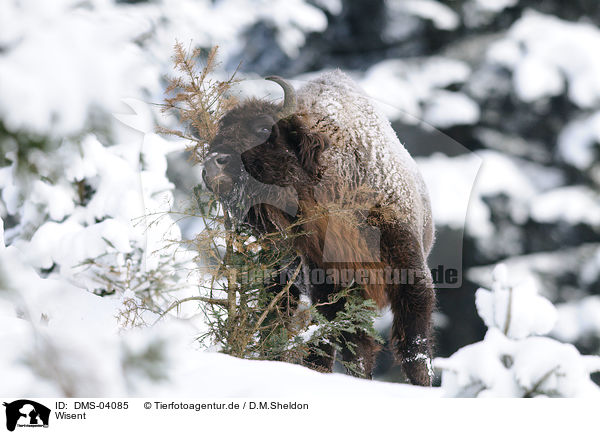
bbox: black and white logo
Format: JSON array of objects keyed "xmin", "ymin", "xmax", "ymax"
[{"xmin": 3, "ymin": 400, "xmax": 50, "ymax": 432}]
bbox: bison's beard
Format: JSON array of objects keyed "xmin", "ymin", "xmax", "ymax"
[{"xmin": 217, "ymin": 167, "xmax": 300, "ymax": 228}]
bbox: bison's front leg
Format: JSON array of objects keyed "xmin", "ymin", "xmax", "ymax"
[
  {"xmin": 280, "ymin": 256, "xmax": 336, "ymax": 372},
  {"xmin": 303, "ymin": 268, "xmax": 348, "ymax": 373},
  {"xmin": 303, "ymin": 343, "xmax": 336, "ymax": 373},
  {"xmin": 340, "ymin": 330, "xmax": 379, "ymax": 379}
]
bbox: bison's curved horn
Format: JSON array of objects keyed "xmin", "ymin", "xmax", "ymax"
[{"xmin": 266, "ymin": 75, "xmax": 297, "ymax": 117}]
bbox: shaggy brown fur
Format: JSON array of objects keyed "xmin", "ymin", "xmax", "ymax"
[{"xmin": 203, "ymin": 84, "xmax": 435, "ymax": 385}]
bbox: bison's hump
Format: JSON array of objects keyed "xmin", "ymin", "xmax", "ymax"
[{"xmin": 296, "ymin": 69, "xmax": 431, "ymax": 232}]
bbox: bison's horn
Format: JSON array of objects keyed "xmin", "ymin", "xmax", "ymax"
[{"xmin": 266, "ymin": 75, "xmax": 297, "ymax": 117}]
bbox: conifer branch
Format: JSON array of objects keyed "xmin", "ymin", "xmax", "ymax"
[{"xmin": 158, "ymin": 42, "xmax": 239, "ymax": 162}]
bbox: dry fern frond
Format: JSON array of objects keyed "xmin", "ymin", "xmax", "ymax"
[{"xmin": 158, "ymin": 42, "xmax": 240, "ymax": 162}]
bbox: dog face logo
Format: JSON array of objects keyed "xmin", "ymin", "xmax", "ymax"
[{"xmin": 3, "ymin": 400, "xmax": 50, "ymax": 431}]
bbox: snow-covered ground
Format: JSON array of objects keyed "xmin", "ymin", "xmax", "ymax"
[{"xmin": 1, "ymin": 237, "xmax": 442, "ymax": 398}]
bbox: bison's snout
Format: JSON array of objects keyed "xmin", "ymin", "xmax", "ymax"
[{"xmin": 202, "ymin": 152, "xmax": 234, "ymax": 195}]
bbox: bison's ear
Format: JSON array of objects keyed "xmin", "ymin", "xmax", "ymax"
[{"xmin": 285, "ymin": 115, "xmax": 329, "ymax": 179}]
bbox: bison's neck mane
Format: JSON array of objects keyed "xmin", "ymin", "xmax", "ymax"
[{"xmin": 244, "ymin": 184, "xmax": 389, "ymax": 308}]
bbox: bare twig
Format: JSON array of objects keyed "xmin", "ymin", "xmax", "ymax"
[
  {"xmin": 523, "ymin": 366, "xmax": 560, "ymax": 397},
  {"xmin": 154, "ymin": 296, "xmax": 229, "ymax": 325},
  {"xmin": 503, "ymin": 285, "xmax": 513, "ymax": 336}
]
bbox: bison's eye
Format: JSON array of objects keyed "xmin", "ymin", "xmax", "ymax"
[{"xmin": 255, "ymin": 126, "xmax": 271, "ymax": 136}]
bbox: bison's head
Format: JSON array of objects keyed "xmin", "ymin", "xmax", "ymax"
[{"xmin": 202, "ymin": 76, "xmax": 328, "ymax": 223}]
